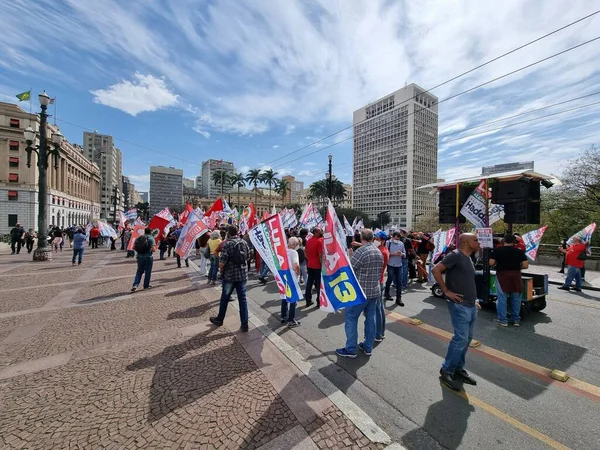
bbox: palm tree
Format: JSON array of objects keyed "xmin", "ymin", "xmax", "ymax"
[
  {"xmin": 308, "ymin": 179, "xmax": 328, "ymax": 207},
  {"xmin": 260, "ymin": 168, "xmax": 279, "ymax": 209},
  {"xmin": 331, "ymin": 179, "xmax": 347, "ymax": 205},
  {"xmin": 230, "ymin": 172, "xmax": 246, "ymax": 207},
  {"xmin": 245, "ymin": 169, "xmax": 262, "ymax": 206},
  {"xmin": 275, "ymin": 178, "xmax": 290, "ymax": 205},
  {"xmin": 211, "ymin": 170, "xmax": 230, "ymax": 198}
]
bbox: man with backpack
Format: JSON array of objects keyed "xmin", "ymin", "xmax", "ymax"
[
  {"xmin": 384, "ymin": 231, "xmax": 406, "ymax": 306},
  {"xmin": 209, "ymin": 225, "xmax": 250, "ymax": 332},
  {"xmin": 131, "ymin": 228, "xmax": 156, "ymax": 292}
]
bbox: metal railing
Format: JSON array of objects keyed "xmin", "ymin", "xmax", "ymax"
[{"xmin": 537, "ymin": 243, "xmax": 599, "ymax": 259}]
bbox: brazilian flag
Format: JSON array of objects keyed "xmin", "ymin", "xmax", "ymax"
[{"xmin": 15, "ymin": 90, "xmax": 31, "ymax": 101}]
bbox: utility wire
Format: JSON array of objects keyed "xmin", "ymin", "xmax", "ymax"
[
  {"xmin": 265, "ymin": 10, "xmax": 600, "ymax": 167},
  {"xmin": 274, "ymin": 98, "xmax": 600, "ymax": 169},
  {"xmin": 273, "ymin": 35, "xmax": 600, "ymax": 168}
]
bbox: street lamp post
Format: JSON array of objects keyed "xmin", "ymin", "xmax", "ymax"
[
  {"xmin": 327, "ymin": 154, "xmax": 333, "ymax": 202},
  {"xmin": 413, "ymin": 213, "xmax": 424, "ymax": 228},
  {"xmin": 24, "ymin": 91, "xmax": 63, "ymax": 262},
  {"xmin": 378, "ymin": 210, "xmax": 390, "ymax": 229}
]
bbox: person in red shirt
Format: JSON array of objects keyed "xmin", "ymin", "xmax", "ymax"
[
  {"xmin": 374, "ymin": 231, "xmax": 390, "ymax": 341},
  {"xmin": 558, "ymin": 236, "xmax": 587, "ymax": 291},
  {"xmin": 89, "ymin": 226, "xmax": 100, "ymax": 249},
  {"xmin": 513, "ymin": 233, "xmax": 526, "ymax": 252},
  {"xmin": 304, "ymin": 227, "xmax": 324, "ymax": 307}
]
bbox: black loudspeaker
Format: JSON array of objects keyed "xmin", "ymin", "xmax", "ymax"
[
  {"xmin": 438, "ymin": 186, "xmax": 474, "ymax": 223},
  {"xmin": 503, "ymin": 201, "xmax": 540, "ymax": 224},
  {"xmin": 491, "ymin": 179, "xmax": 540, "ymax": 204}
]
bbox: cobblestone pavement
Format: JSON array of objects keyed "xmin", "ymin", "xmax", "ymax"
[{"xmin": 0, "ymin": 246, "xmax": 385, "ymax": 449}]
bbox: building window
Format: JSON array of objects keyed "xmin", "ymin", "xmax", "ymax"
[
  {"xmin": 8, "ymin": 191, "xmax": 18, "ymax": 201},
  {"xmin": 9, "ymin": 157, "xmax": 19, "ymax": 168},
  {"xmin": 9, "ymin": 119, "xmax": 20, "ymax": 128},
  {"xmin": 8, "ymin": 214, "xmax": 18, "ymax": 227},
  {"xmin": 9, "ymin": 140, "xmax": 19, "ymax": 151},
  {"xmin": 8, "ymin": 173, "xmax": 19, "ymax": 183}
]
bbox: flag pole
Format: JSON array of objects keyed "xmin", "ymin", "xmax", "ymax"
[{"xmin": 53, "ymin": 97, "xmax": 57, "ymax": 125}]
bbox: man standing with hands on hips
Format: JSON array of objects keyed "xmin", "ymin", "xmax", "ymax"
[{"xmin": 432, "ymin": 233, "xmax": 481, "ymax": 391}]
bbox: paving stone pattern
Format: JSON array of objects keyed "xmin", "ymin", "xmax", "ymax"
[{"xmin": 0, "ymin": 248, "xmax": 383, "ymax": 449}]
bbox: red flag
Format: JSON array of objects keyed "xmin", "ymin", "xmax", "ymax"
[
  {"xmin": 148, "ymin": 215, "xmax": 169, "ymax": 241},
  {"xmin": 205, "ymin": 198, "xmax": 224, "ymax": 216},
  {"xmin": 180, "ymin": 203, "xmax": 193, "ymax": 225},
  {"xmin": 261, "ymin": 210, "xmax": 269, "ymax": 221},
  {"xmin": 127, "ymin": 225, "xmax": 146, "ymax": 251}
]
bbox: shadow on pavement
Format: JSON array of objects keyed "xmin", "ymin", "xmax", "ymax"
[
  {"xmin": 166, "ymin": 302, "xmax": 215, "ymax": 320},
  {"xmin": 402, "ymin": 384, "xmax": 474, "ymax": 450}
]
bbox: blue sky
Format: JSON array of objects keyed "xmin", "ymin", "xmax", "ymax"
[{"xmin": 1, "ymin": 0, "xmax": 600, "ymax": 193}]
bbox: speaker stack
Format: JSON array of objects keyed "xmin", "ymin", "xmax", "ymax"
[{"xmin": 490, "ymin": 178, "xmax": 541, "ymax": 224}]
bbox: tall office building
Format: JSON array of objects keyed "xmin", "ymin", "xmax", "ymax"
[
  {"xmin": 353, "ymin": 84, "xmax": 438, "ymax": 229},
  {"xmin": 149, "ymin": 166, "xmax": 183, "ymax": 215},
  {"xmin": 139, "ymin": 192, "xmax": 149, "ymax": 203},
  {"xmin": 281, "ymin": 175, "xmax": 304, "ymax": 204},
  {"xmin": 122, "ymin": 176, "xmax": 142, "ymax": 209},
  {"xmin": 183, "ymin": 177, "xmax": 195, "ymax": 189},
  {"xmin": 83, "ymin": 132, "xmax": 123, "ymax": 221},
  {"xmin": 195, "ymin": 175, "xmax": 202, "ymax": 190},
  {"xmin": 201, "ymin": 159, "xmax": 234, "ymax": 198}
]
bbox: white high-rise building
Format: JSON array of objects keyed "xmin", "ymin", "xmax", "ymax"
[
  {"xmin": 201, "ymin": 159, "xmax": 234, "ymax": 198},
  {"xmin": 353, "ymin": 84, "xmax": 438, "ymax": 229},
  {"xmin": 149, "ymin": 166, "xmax": 183, "ymax": 215},
  {"xmin": 83, "ymin": 132, "xmax": 123, "ymax": 221}
]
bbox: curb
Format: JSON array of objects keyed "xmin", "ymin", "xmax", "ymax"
[
  {"xmin": 547, "ymin": 279, "xmax": 600, "ymax": 292},
  {"xmin": 186, "ymin": 259, "xmax": 399, "ymax": 448}
]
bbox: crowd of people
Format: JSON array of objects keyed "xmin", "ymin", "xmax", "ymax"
[{"xmin": 7, "ymin": 216, "xmax": 593, "ymax": 392}]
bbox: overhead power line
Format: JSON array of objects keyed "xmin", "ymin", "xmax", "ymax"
[
  {"xmin": 273, "ymin": 35, "xmax": 600, "ymax": 168},
  {"xmin": 265, "ymin": 10, "xmax": 600, "ymax": 167}
]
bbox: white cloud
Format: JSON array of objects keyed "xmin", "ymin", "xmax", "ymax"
[
  {"xmin": 272, "ymin": 145, "xmax": 279, "ymax": 149},
  {"xmin": 90, "ymin": 73, "xmax": 178, "ymax": 116},
  {"xmin": 284, "ymin": 125, "xmax": 296, "ymax": 135},
  {"xmin": 126, "ymin": 174, "xmax": 150, "ymax": 192},
  {"xmin": 238, "ymin": 165, "xmax": 251, "ymax": 174},
  {"xmin": 302, "ymin": 162, "xmax": 317, "ymax": 166}
]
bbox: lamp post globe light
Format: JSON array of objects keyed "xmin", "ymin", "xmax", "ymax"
[
  {"xmin": 327, "ymin": 154, "xmax": 333, "ymax": 201},
  {"xmin": 24, "ymin": 91, "xmax": 64, "ymax": 262}
]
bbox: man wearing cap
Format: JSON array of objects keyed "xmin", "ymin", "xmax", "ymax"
[
  {"xmin": 10, "ymin": 222, "xmax": 25, "ymax": 255},
  {"xmin": 304, "ymin": 227, "xmax": 324, "ymax": 307},
  {"xmin": 384, "ymin": 231, "xmax": 405, "ymax": 306}
]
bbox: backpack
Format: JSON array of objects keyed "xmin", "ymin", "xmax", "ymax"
[
  {"xmin": 229, "ymin": 239, "xmax": 248, "ymax": 266},
  {"xmin": 134, "ymin": 235, "xmax": 152, "ymax": 254},
  {"xmin": 297, "ymin": 247, "xmax": 306, "ymax": 264}
]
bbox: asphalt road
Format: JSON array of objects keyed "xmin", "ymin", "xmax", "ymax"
[{"xmin": 229, "ymin": 265, "xmax": 600, "ymax": 450}]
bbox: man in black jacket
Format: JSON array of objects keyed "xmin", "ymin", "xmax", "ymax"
[{"xmin": 10, "ymin": 223, "xmax": 25, "ymax": 255}]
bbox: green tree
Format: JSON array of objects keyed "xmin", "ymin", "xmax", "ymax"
[
  {"xmin": 245, "ymin": 169, "xmax": 262, "ymax": 206},
  {"xmin": 211, "ymin": 170, "xmax": 230, "ymax": 198},
  {"xmin": 229, "ymin": 172, "xmax": 246, "ymax": 207},
  {"xmin": 372, "ymin": 211, "xmax": 392, "ymax": 229},
  {"xmin": 134, "ymin": 202, "xmax": 149, "ymax": 221},
  {"xmin": 275, "ymin": 178, "xmax": 289, "ymax": 204},
  {"xmin": 260, "ymin": 168, "xmax": 279, "ymax": 209},
  {"xmin": 309, "ymin": 178, "xmax": 347, "ymax": 207},
  {"xmin": 334, "ymin": 207, "xmax": 371, "ymax": 229}
]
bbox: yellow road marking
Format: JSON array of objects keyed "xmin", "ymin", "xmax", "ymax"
[
  {"xmin": 446, "ymin": 386, "xmax": 571, "ymax": 450},
  {"xmin": 387, "ymin": 310, "xmax": 600, "ymax": 401}
]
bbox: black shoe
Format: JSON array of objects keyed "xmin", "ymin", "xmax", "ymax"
[
  {"xmin": 186, "ymin": 264, "xmax": 189, "ymax": 267},
  {"xmin": 439, "ymin": 369, "xmax": 461, "ymax": 391},
  {"xmin": 257, "ymin": 277, "xmax": 267, "ymax": 284},
  {"xmin": 241, "ymin": 323, "xmax": 249, "ymax": 332},
  {"xmin": 557, "ymin": 286, "xmax": 570, "ymax": 291},
  {"xmin": 305, "ymin": 300, "xmax": 314, "ymax": 307},
  {"xmin": 455, "ymin": 369, "xmax": 477, "ymax": 386},
  {"xmin": 177, "ymin": 265, "xmax": 181, "ymax": 268},
  {"xmin": 396, "ymin": 299, "xmax": 405, "ymax": 307},
  {"xmin": 572, "ymin": 288, "xmax": 582, "ymax": 292},
  {"xmin": 384, "ymin": 295, "xmax": 393, "ymax": 301},
  {"xmin": 131, "ymin": 286, "xmax": 137, "ymax": 292},
  {"xmin": 210, "ymin": 317, "xmax": 223, "ymax": 327},
  {"xmin": 558, "ymin": 270, "xmax": 564, "ymax": 274}
]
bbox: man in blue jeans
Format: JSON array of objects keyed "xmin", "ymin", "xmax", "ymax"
[
  {"xmin": 384, "ymin": 231, "xmax": 405, "ymax": 306},
  {"xmin": 489, "ymin": 234, "xmax": 528, "ymax": 327},
  {"xmin": 131, "ymin": 228, "xmax": 156, "ymax": 292},
  {"xmin": 210, "ymin": 225, "xmax": 250, "ymax": 332},
  {"xmin": 71, "ymin": 228, "xmax": 87, "ymax": 266},
  {"xmin": 432, "ymin": 233, "xmax": 481, "ymax": 391},
  {"xmin": 336, "ymin": 229, "xmax": 384, "ymax": 358}
]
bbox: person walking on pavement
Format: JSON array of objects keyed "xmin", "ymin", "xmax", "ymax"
[
  {"xmin": 207, "ymin": 231, "xmax": 222, "ymax": 285},
  {"xmin": 280, "ymin": 237, "xmax": 302, "ymax": 328},
  {"xmin": 384, "ymin": 231, "xmax": 406, "ymax": 306},
  {"xmin": 210, "ymin": 225, "xmax": 250, "ymax": 332},
  {"xmin": 173, "ymin": 226, "xmax": 189, "ymax": 268},
  {"xmin": 375, "ymin": 231, "xmax": 390, "ymax": 342},
  {"xmin": 25, "ymin": 228, "xmax": 36, "ymax": 253},
  {"xmin": 558, "ymin": 238, "xmax": 568, "ymax": 274},
  {"xmin": 71, "ymin": 228, "xmax": 87, "ymax": 266},
  {"xmin": 558, "ymin": 236, "xmax": 587, "ymax": 292},
  {"xmin": 131, "ymin": 228, "xmax": 156, "ymax": 292},
  {"xmin": 89, "ymin": 225, "xmax": 100, "ymax": 249},
  {"xmin": 304, "ymin": 227, "xmax": 324, "ymax": 307},
  {"xmin": 489, "ymin": 234, "xmax": 529, "ymax": 327},
  {"xmin": 336, "ymin": 229, "xmax": 384, "ymax": 358},
  {"xmin": 432, "ymin": 233, "xmax": 481, "ymax": 391},
  {"xmin": 10, "ymin": 222, "xmax": 25, "ymax": 255}
]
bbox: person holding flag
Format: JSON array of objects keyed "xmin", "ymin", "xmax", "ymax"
[
  {"xmin": 336, "ymin": 229, "xmax": 383, "ymax": 358},
  {"xmin": 280, "ymin": 237, "xmax": 302, "ymax": 328}
]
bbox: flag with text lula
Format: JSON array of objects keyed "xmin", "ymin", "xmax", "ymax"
[
  {"xmin": 319, "ymin": 201, "xmax": 367, "ymax": 312},
  {"xmin": 249, "ymin": 214, "xmax": 303, "ymax": 303},
  {"xmin": 175, "ymin": 211, "xmax": 209, "ymax": 259}
]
